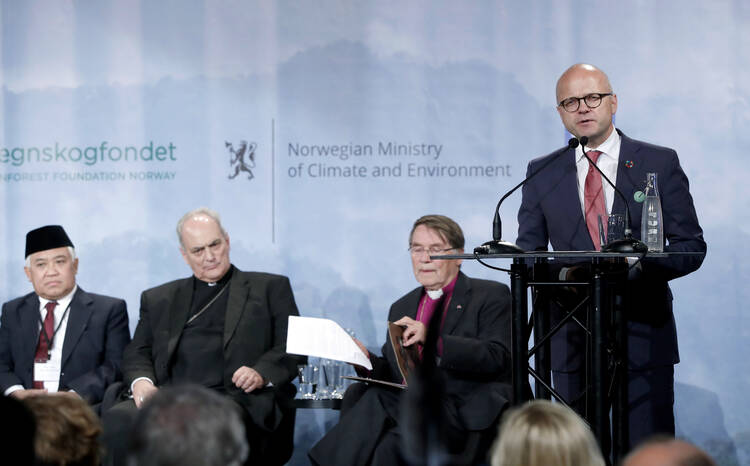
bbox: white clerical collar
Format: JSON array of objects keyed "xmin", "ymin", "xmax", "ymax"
[{"xmin": 426, "ymin": 288, "xmax": 444, "ymax": 300}]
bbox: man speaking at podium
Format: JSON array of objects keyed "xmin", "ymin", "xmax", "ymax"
[
  {"xmin": 309, "ymin": 215, "xmax": 513, "ymax": 465},
  {"xmin": 516, "ymin": 63, "xmax": 706, "ymax": 448}
]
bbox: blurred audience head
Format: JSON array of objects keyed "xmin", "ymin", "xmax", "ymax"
[
  {"xmin": 24, "ymin": 394, "xmax": 101, "ymax": 466},
  {"xmin": 622, "ymin": 436, "xmax": 716, "ymax": 466},
  {"xmin": 0, "ymin": 395, "xmax": 36, "ymax": 465},
  {"xmin": 126, "ymin": 384, "xmax": 248, "ymax": 466},
  {"xmin": 490, "ymin": 399, "xmax": 605, "ymax": 466}
]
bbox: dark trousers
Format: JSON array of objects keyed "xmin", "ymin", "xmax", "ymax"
[
  {"xmin": 309, "ymin": 383, "xmax": 473, "ymax": 466},
  {"xmin": 101, "ymin": 398, "xmax": 138, "ymax": 466},
  {"xmin": 309, "ymin": 386, "xmax": 405, "ymax": 466},
  {"xmin": 553, "ymin": 364, "xmax": 675, "ymax": 452}
]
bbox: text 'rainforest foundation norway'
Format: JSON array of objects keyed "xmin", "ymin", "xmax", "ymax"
[{"xmin": 0, "ymin": 141, "xmax": 178, "ymax": 183}]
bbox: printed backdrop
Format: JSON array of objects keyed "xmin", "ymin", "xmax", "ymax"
[{"xmin": 1, "ymin": 1, "xmax": 748, "ymax": 464}]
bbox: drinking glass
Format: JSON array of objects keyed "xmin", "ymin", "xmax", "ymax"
[
  {"xmin": 606, "ymin": 213, "xmax": 626, "ymax": 243},
  {"xmin": 599, "ymin": 213, "xmax": 626, "ymax": 246},
  {"xmin": 324, "ymin": 361, "xmax": 344, "ymax": 399},
  {"xmin": 317, "ymin": 359, "xmax": 335, "ymax": 400},
  {"xmin": 297, "ymin": 363, "xmax": 318, "ymax": 399}
]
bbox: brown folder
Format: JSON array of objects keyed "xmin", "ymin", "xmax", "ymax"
[{"xmin": 341, "ymin": 322, "xmax": 419, "ymax": 390}]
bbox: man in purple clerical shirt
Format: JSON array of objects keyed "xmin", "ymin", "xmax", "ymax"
[{"xmin": 310, "ymin": 214, "xmax": 513, "ymax": 466}]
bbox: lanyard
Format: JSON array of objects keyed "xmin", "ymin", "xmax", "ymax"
[{"xmin": 37, "ymin": 302, "xmax": 71, "ymax": 360}]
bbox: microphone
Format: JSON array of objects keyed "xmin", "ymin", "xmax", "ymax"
[
  {"xmin": 579, "ymin": 137, "xmax": 647, "ymax": 253},
  {"xmin": 474, "ymin": 138, "xmax": 581, "ymax": 255}
]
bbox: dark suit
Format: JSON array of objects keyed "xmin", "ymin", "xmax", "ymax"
[
  {"xmin": 103, "ymin": 267, "xmax": 301, "ymax": 465},
  {"xmin": 309, "ymin": 272, "xmax": 512, "ymax": 466},
  {"xmin": 0, "ymin": 287, "xmax": 130, "ymax": 404},
  {"xmin": 516, "ymin": 129, "xmax": 706, "ymax": 446}
]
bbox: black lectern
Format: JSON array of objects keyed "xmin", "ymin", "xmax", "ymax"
[{"xmin": 434, "ymin": 250, "xmax": 698, "ymax": 462}]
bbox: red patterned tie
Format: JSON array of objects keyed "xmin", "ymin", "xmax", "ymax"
[
  {"xmin": 33, "ymin": 301, "xmax": 57, "ymax": 388},
  {"xmin": 584, "ymin": 150, "xmax": 607, "ymax": 250}
]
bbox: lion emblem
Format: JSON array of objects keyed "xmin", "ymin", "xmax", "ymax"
[{"xmin": 226, "ymin": 140, "xmax": 257, "ymax": 180}]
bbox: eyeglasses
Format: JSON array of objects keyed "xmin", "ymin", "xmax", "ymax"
[
  {"xmin": 558, "ymin": 93, "xmax": 613, "ymax": 113},
  {"xmin": 408, "ymin": 246, "xmax": 455, "ymax": 256}
]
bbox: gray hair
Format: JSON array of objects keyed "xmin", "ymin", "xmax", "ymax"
[
  {"xmin": 126, "ymin": 385, "xmax": 248, "ymax": 466},
  {"xmin": 176, "ymin": 207, "xmax": 228, "ymax": 248},
  {"xmin": 622, "ymin": 436, "xmax": 717, "ymax": 466},
  {"xmin": 24, "ymin": 246, "xmax": 76, "ymax": 268},
  {"xmin": 409, "ymin": 214, "xmax": 465, "ymax": 250}
]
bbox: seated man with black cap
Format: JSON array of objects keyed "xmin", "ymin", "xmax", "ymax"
[{"xmin": 0, "ymin": 225, "xmax": 131, "ymax": 404}]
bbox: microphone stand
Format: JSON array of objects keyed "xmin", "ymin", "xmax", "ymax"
[
  {"xmin": 475, "ymin": 138, "xmax": 582, "ymax": 255},
  {"xmin": 579, "ymin": 137, "xmax": 647, "ymax": 253}
]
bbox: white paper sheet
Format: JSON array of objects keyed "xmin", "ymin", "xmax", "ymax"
[{"xmin": 286, "ymin": 316, "xmax": 373, "ymax": 370}]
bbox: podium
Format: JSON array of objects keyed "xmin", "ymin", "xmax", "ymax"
[{"xmin": 435, "ymin": 250, "xmax": 696, "ymax": 461}]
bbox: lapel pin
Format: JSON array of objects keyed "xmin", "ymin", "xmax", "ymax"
[
  {"xmin": 624, "ymin": 160, "xmax": 634, "ymax": 168},
  {"xmin": 456, "ymin": 305, "xmax": 462, "ymax": 311},
  {"xmin": 634, "ymin": 191, "xmax": 645, "ymax": 203}
]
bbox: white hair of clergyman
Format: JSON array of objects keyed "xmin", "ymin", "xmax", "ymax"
[{"xmin": 176, "ymin": 207, "xmax": 228, "ymax": 248}]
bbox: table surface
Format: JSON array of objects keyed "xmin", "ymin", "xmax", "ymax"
[{"xmin": 291, "ymin": 398, "xmax": 342, "ymax": 410}]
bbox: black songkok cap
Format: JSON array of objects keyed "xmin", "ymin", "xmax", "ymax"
[{"xmin": 25, "ymin": 225, "xmax": 74, "ymax": 258}]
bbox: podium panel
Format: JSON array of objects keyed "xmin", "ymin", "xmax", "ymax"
[{"xmin": 435, "ymin": 250, "xmax": 697, "ymax": 462}]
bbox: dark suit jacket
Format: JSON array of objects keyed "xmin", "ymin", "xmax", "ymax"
[
  {"xmin": 517, "ymin": 129, "xmax": 706, "ymax": 370},
  {"xmin": 370, "ymin": 271, "xmax": 512, "ymax": 431},
  {"xmin": 122, "ymin": 267, "xmax": 302, "ymax": 431},
  {"xmin": 0, "ymin": 287, "xmax": 130, "ymax": 403}
]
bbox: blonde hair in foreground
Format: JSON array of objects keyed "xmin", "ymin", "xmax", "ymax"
[{"xmin": 490, "ymin": 400, "xmax": 605, "ymax": 466}]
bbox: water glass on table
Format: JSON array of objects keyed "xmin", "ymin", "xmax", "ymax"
[
  {"xmin": 297, "ymin": 363, "xmax": 318, "ymax": 399},
  {"xmin": 317, "ymin": 359, "xmax": 336, "ymax": 400},
  {"xmin": 599, "ymin": 213, "xmax": 626, "ymax": 246},
  {"xmin": 606, "ymin": 213, "xmax": 626, "ymax": 243},
  {"xmin": 323, "ymin": 360, "xmax": 345, "ymax": 399}
]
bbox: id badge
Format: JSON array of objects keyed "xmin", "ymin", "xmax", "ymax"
[{"xmin": 34, "ymin": 359, "xmax": 61, "ymax": 390}]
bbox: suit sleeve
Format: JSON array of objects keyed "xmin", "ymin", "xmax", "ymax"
[
  {"xmin": 517, "ymin": 161, "xmax": 551, "ymax": 252},
  {"xmin": 122, "ymin": 291, "xmax": 158, "ymax": 385},
  {"xmin": 366, "ymin": 354, "xmax": 394, "ymax": 381},
  {"xmin": 370, "ymin": 308, "xmax": 403, "ymax": 383},
  {"xmin": 439, "ymin": 282, "xmax": 512, "ymax": 378},
  {"xmin": 348, "ymin": 326, "xmax": 395, "ymax": 381},
  {"xmin": 252, "ymin": 276, "xmax": 304, "ymax": 386},
  {"xmin": 66, "ymin": 299, "xmax": 130, "ymax": 403},
  {"xmin": 0, "ymin": 303, "xmax": 25, "ymax": 392},
  {"xmin": 640, "ymin": 151, "xmax": 706, "ymax": 281}
]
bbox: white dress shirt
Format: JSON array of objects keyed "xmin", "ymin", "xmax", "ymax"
[{"xmin": 574, "ymin": 128, "xmax": 621, "ymax": 216}]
